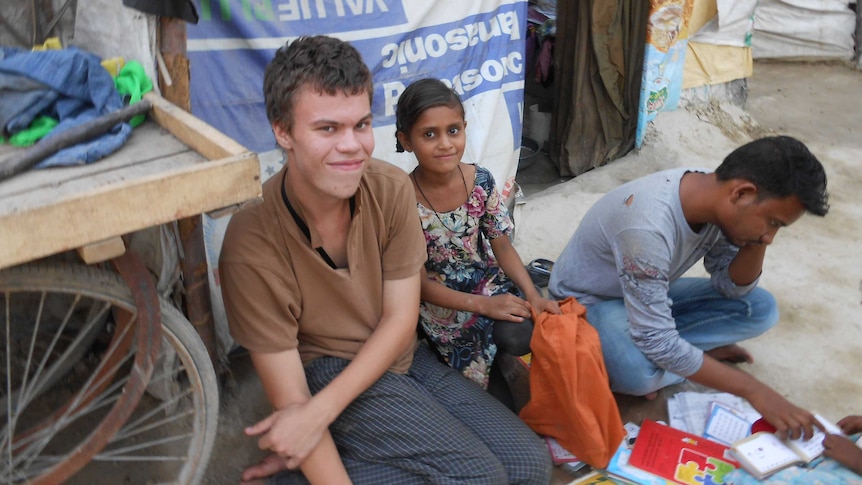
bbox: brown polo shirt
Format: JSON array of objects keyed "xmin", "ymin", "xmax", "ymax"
[{"xmin": 219, "ymin": 158, "xmax": 426, "ymax": 373}]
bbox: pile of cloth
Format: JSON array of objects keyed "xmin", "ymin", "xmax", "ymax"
[{"xmin": 0, "ymin": 45, "xmax": 152, "ymax": 168}]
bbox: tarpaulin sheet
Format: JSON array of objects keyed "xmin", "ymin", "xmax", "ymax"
[{"xmin": 753, "ymin": 0, "xmax": 855, "ymax": 60}]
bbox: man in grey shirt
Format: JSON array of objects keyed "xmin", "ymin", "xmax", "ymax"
[{"xmin": 550, "ymin": 136, "xmax": 829, "ymax": 441}]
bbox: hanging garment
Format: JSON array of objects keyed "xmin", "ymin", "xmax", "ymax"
[{"xmin": 519, "ymin": 297, "xmax": 625, "ymax": 469}]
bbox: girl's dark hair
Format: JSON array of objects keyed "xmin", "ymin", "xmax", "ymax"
[
  {"xmin": 715, "ymin": 135, "xmax": 829, "ymax": 216},
  {"xmin": 394, "ymin": 78, "xmax": 465, "ymax": 152},
  {"xmin": 263, "ymin": 35, "xmax": 372, "ymax": 131}
]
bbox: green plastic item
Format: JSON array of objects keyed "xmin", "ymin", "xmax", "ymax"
[
  {"xmin": 8, "ymin": 116, "xmax": 59, "ymax": 147},
  {"xmin": 114, "ymin": 60, "xmax": 154, "ymax": 127}
]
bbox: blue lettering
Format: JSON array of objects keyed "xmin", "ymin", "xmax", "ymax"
[
  {"xmin": 334, "ymin": 0, "xmax": 389, "ymax": 17},
  {"xmin": 377, "ymin": 10, "xmax": 523, "ymax": 69},
  {"xmin": 275, "ymin": 0, "xmax": 389, "ymax": 21}
]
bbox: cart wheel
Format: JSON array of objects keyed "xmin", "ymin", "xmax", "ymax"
[{"xmin": 0, "ymin": 263, "xmax": 218, "ymax": 485}]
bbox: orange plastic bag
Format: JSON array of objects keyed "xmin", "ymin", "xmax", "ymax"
[{"xmin": 518, "ymin": 297, "xmax": 625, "ymax": 469}]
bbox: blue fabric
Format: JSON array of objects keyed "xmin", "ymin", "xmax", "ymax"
[
  {"xmin": 0, "ymin": 72, "xmax": 55, "ymax": 133},
  {"xmin": 0, "ymin": 47, "xmax": 131, "ymax": 167},
  {"xmin": 584, "ymin": 277, "xmax": 778, "ymax": 396}
]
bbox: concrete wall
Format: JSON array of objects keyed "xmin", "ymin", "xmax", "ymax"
[
  {"xmin": 0, "ymin": 0, "xmax": 77, "ymax": 49},
  {"xmin": 0, "ymin": 1, "xmax": 157, "ymax": 86}
]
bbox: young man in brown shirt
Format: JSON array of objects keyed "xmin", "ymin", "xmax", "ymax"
[{"xmin": 219, "ymin": 36, "xmax": 551, "ymax": 484}]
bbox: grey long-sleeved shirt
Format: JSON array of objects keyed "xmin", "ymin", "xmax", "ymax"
[{"xmin": 549, "ymin": 168, "xmax": 758, "ymax": 377}]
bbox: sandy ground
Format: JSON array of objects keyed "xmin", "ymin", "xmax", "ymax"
[
  {"xmin": 202, "ymin": 61, "xmax": 862, "ymax": 484},
  {"xmin": 514, "ymin": 60, "xmax": 862, "ymax": 424}
]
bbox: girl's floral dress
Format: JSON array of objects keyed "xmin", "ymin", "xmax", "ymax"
[{"xmin": 416, "ymin": 165, "xmax": 514, "ymax": 388}]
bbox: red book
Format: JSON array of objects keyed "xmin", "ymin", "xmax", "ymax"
[{"xmin": 628, "ymin": 420, "xmax": 739, "ymax": 485}]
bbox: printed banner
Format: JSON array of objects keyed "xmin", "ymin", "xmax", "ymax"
[
  {"xmin": 636, "ymin": 0, "xmax": 694, "ymax": 147},
  {"xmin": 187, "ymin": 0, "xmax": 527, "ymax": 193}
]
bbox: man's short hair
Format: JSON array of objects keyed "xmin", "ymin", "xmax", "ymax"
[
  {"xmin": 263, "ymin": 35, "xmax": 373, "ymax": 131},
  {"xmin": 715, "ymin": 135, "xmax": 829, "ymax": 216}
]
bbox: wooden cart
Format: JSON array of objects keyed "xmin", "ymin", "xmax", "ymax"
[{"xmin": 0, "ymin": 93, "xmax": 261, "ymax": 484}]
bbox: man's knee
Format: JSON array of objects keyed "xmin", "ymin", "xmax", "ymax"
[
  {"xmin": 607, "ymin": 361, "xmax": 677, "ymax": 397},
  {"xmin": 748, "ymin": 287, "xmax": 779, "ymax": 331}
]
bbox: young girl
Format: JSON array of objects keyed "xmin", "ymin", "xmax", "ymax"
[{"xmin": 395, "ymin": 78, "xmax": 560, "ymax": 399}]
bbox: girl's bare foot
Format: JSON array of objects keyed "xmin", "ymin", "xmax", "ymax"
[{"xmin": 706, "ymin": 344, "xmax": 753, "ymax": 364}]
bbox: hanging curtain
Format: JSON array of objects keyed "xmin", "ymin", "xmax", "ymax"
[{"xmin": 549, "ymin": 1, "xmax": 648, "ymax": 176}]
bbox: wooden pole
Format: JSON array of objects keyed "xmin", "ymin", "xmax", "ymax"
[{"xmin": 158, "ymin": 16, "xmax": 220, "ymax": 369}]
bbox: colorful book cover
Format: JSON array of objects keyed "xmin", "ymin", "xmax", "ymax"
[
  {"xmin": 604, "ymin": 440, "xmax": 675, "ymax": 485},
  {"xmin": 628, "ymin": 420, "xmax": 738, "ymax": 485}
]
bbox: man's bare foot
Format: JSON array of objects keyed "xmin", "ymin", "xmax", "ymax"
[
  {"xmin": 643, "ymin": 391, "xmax": 659, "ymax": 401},
  {"xmin": 706, "ymin": 344, "xmax": 753, "ymax": 364},
  {"xmin": 241, "ymin": 453, "xmax": 288, "ymax": 484}
]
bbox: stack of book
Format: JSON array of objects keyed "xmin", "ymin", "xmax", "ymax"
[
  {"xmin": 602, "ymin": 420, "xmax": 737, "ymax": 485},
  {"xmin": 597, "ymin": 394, "xmax": 845, "ymax": 484}
]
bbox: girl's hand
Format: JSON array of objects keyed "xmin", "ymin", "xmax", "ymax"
[
  {"xmin": 480, "ymin": 294, "xmax": 531, "ymax": 322},
  {"xmin": 823, "ymin": 433, "xmax": 862, "ymax": 475},
  {"xmin": 838, "ymin": 415, "xmax": 862, "ymax": 435},
  {"xmin": 527, "ymin": 295, "xmax": 561, "ymax": 316}
]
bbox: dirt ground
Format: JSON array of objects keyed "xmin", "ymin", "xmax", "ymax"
[{"xmin": 202, "ymin": 60, "xmax": 862, "ymax": 484}]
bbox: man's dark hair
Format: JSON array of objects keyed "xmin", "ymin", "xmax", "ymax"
[
  {"xmin": 715, "ymin": 135, "xmax": 829, "ymax": 216},
  {"xmin": 394, "ymin": 78, "xmax": 465, "ymax": 152},
  {"xmin": 263, "ymin": 35, "xmax": 373, "ymax": 131}
]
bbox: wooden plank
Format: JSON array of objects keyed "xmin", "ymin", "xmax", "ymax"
[
  {"xmin": 0, "ymin": 152, "xmax": 261, "ymax": 270},
  {"xmin": 0, "ymin": 93, "xmax": 262, "ymax": 270},
  {"xmin": 0, "ymin": 151, "xmax": 203, "ymax": 208},
  {"xmin": 0, "ymin": 123, "xmax": 192, "ymax": 199},
  {"xmin": 77, "ymin": 237, "xmax": 126, "ymax": 264},
  {"xmin": 145, "ymin": 92, "xmax": 249, "ymax": 161}
]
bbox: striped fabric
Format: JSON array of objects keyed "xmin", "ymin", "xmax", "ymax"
[{"xmin": 270, "ymin": 344, "xmax": 552, "ymax": 484}]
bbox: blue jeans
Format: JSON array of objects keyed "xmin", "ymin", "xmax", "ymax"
[{"xmin": 585, "ymin": 277, "xmax": 778, "ymax": 396}]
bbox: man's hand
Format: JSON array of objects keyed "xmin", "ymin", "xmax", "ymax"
[
  {"xmin": 746, "ymin": 387, "xmax": 820, "ymax": 441},
  {"xmin": 689, "ymin": 357, "xmax": 818, "ymax": 441},
  {"xmin": 823, "ymin": 433, "xmax": 862, "ymax": 475},
  {"xmin": 245, "ymin": 401, "xmax": 329, "ymax": 470}
]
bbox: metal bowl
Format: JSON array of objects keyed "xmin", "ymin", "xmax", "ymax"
[{"xmin": 519, "ymin": 136, "xmax": 540, "ymax": 169}]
